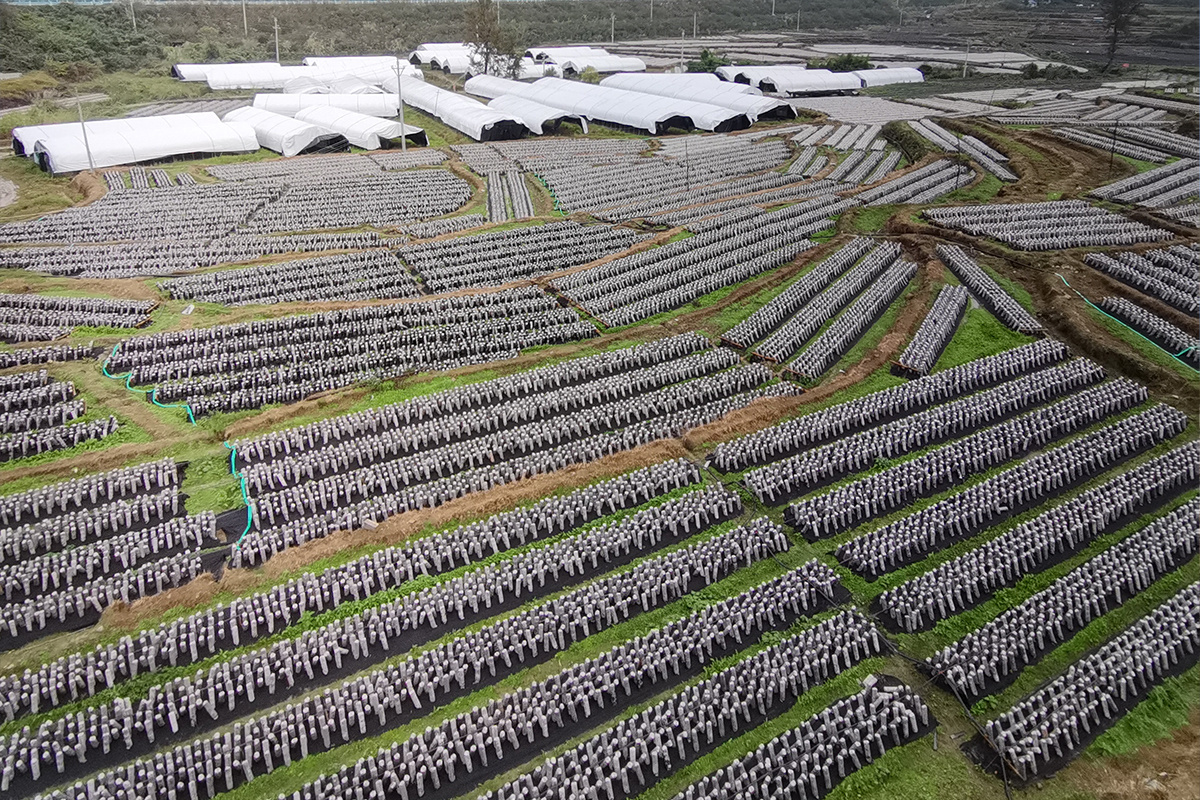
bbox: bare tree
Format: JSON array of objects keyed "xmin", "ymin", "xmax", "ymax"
[
  {"xmin": 464, "ymin": 0, "xmax": 523, "ymax": 79},
  {"xmin": 1100, "ymin": 0, "xmax": 1147, "ymax": 71}
]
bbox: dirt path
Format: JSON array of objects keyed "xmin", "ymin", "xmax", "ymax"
[{"xmin": 0, "ymin": 177, "xmax": 14, "ymax": 210}]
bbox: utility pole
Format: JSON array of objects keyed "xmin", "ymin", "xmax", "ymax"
[
  {"xmin": 693, "ymin": 12, "xmax": 697, "ymax": 37},
  {"xmin": 796, "ymin": 0, "xmax": 801, "ymax": 30},
  {"xmin": 961, "ymin": 43, "xmax": 971, "ymax": 78},
  {"xmin": 650, "ymin": 0, "xmax": 653, "ymax": 21},
  {"xmin": 496, "ymin": 0, "xmax": 500, "ymax": 24},
  {"xmin": 680, "ymin": 30, "xmax": 684, "ymax": 68},
  {"xmin": 611, "ymin": 12, "xmax": 615, "ymax": 43},
  {"xmin": 77, "ymin": 101, "xmax": 95, "ymax": 173},
  {"xmin": 395, "ymin": 56, "xmax": 407, "ymax": 152},
  {"xmin": 241, "ymin": 0, "xmax": 248, "ymax": 36},
  {"xmin": 771, "ymin": 0, "xmax": 776, "ymax": 16},
  {"xmin": 128, "ymin": 0, "xmax": 136, "ymax": 32},
  {"xmin": 273, "ymin": 17, "xmax": 280, "ymax": 63}
]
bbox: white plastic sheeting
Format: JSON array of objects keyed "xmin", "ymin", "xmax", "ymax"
[
  {"xmin": 253, "ymin": 93, "xmax": 400, "ymax": 117},
  {"xmin": 301, "ymin": 56, "xmax": 397, "ymax": 69},
  {"xmin": 327, "ymin": 75, "xmax": 386, "ymax": 94},
  {"xmin": 29, "ymin": 114, "xmax": 258, "ymax": 174},
  {"xmin": 851, "ymin": 67, "xmax": 925, "ymax": 87},
  {"xmin": 282, "ymin": 74, "xmax": 388, "ymax": 95},
  {"xmin": 526, "ymin": 46, "xmax": 607, "ymax": 62},
  {"xmin": 293, "ymin": 107, "xmax": 426, "ymax": 149},
  {"xmin": 487, "ymin": 95, "xmax": 588, "ymax": 135},
  {"xmin": 465, "ymin": 75, "xmax": 748, "ymax": 134},
  {"xmin": 321, "ymin": 60, "xmax": 421, "ymax": 86},
  {"xmin": 282, "ymin": 76, "xmax": 332, "ymax": 95},
  {"xmin": 201, "ymin": 60, "xmax": 419, "ymax": 91},
  {"xmin": 716, "ymin": 65, "xmax": 862, "ymax": 95},
  {"xmin": 203, "ymin": 63, "xmax": 299, "ymax": 91},
  {"xmin": 172, "ymin": 62, "xmax": 278, "ymax": 82},
  {"xmin": 384, "ymin": 75, "xmax": 527, "ymax": 141},
  {"xmin": 13, "ymin": 113, "xmax": 231, "ymax": 157},
  {"xmin": 410, "ymin": 43, "xmax": 471, "ymax": 65},
  {"xmin": 465, "ymin": 58, "xmax": 551, "ymax": 80},
  {"xmin": 224, "ymin": 106, "xmax": 342, "ymax": 157},
  {"xmin": 431, "ymin": 53, "xmax": 474, "ymax": 74},
  {"xmin": 559, "ymin": 55, "xmax": 647, "ymax": 76},
  {"xmin": 600, "ymin": 72, "xmax": 794, "ymax": 122}
]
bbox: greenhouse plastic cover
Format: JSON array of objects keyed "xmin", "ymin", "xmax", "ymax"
[
  {"xmin": 12, "ymin": 112, "xmax": 237, "ymax": 157},
  {"xmin": 430, "ymin": 53, "xmax": 474, "ymax": 74},
  {"xmin": 467, "ymin": 59, "xmax": 551, "ymax": 80},
  {"xmin": 487, "ymin": 95, "xmax": 588, "ymax": 135},
  {"xmin": 715, "ymin": 65, "xmax": 862, "ymax": 94},
  {"xmin": 202, "ymin": 60, "xmax": 419, "ymax": 91},
  {"xmin": 385, "ymin": 75, "xmax": 527, "ymax": 141},
  {"xmin": 600, "ymin": 73, "xmax": 794, "ymax": 122},
  {"xmin": 253, "ymin": 93, "xmax": 400, "ymax": 117},
  {"xmin": 851, "ymin": 67, "xmax": 925, "ymax": 87},
  {"xmin": 172, "ymin": 62, "xmax": 278, "ymax": 82},
  {"xmin": 526, "ymin": 46, "xmax": 608, "ymax": 62},
  {"xmin": 30, "ymin": 114, "xmax": 258, "ymax": 174},
  {"xmin": 294, "ymin": 107, "xmax": 425, "ymax": 150},
  {"xmin": 559, "ymin": 55, "xmax": 647, "ymax": 75},
  {"xmin": 282, "ymin": 76, "xmax": 332, "ymax": 95},
  {"xmin": 465, "ymin": 75, "xmax": 748, "ymax": 133},
  {"xmin": 410, "ymin": 43, "xmax": 471, "ymax": 65},
  {"xmin": 301, "ymin": 56, "xmax": 397, "ymax": 69},
  {"xmin": 327, "ymin": 75, "xmax": 386, "ymax": 94},
  {"xmin": 282, "ymin": 74, "xmax": 387, "ymax": 95},
  {"xmin": 224, "ymin": 106, "xmax": 337, "ymax": 157}
]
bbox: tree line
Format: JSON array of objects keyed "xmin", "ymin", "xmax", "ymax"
[{"xmin": 1, "ymin": 0, "xmax": 963, "ymax": 74}]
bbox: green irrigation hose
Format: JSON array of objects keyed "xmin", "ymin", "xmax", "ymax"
[
  {"xmin": 101, "ymin": 344, "xmax": 198, "ymax": 425},
  {"xmin": 1056, "ymin": 273, "xmax": 1199, "ymax": 374},
  {"xmin": 224, "ymin": 442, "xmax": 255, "ymax": 546}
]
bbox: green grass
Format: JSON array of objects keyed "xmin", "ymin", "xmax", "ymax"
[
  {"xmin": 1087, "ymin": 663, "xmax": 1199, "ymax": 758},
  {"xmin": 850, "ymin": 205, "xmax": 898, "ymax": 233},
  {"xmin": 936, "ymin": 307, "xmax": 1041, "ymax": 371},
  {"xmin": 1114, "ymin": 154, "xmax": 1163, "ymax": 174},
  {"xmin": 182, "ymin": 449, "xmax": 245, "ymax": 515},
  {"xmin": 977, "ymin": 259, "xmax": 1036, "ymax": 313},
  {"xmin": 0, "ymin": 154, "xmax": 81, "ymax": 222},
  {"xmin": 824, "ymin": 272, "xmax": 922, "ymax": 379},
  {"xmin": 944, "ymin": 173, "xmax": 1004, "ymax": 203}
]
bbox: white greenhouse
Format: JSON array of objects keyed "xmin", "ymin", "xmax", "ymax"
[
  {"xmin": 252, "ymin": 93, "xmax": 400, "ymax": 117},
  {"xmin": 465, "ymin": 75, "xmax": 749, "ymax": 134},
  {"xmin": 224, "ymin": 106, "xmax": 346, "ymax": 157},
  {"xmin": 487, "ymin": 95, "xmax": 588, "ymax": 135},
  {"xmin": 600, "ymin": 73, "xmax": 795, "ymax": 122},
  {"xmin": 25, "ymin": 114, "xmax": 258, "ymax": 174},
  {"xmin": 386, "ymin": 76, "xmax": 527, "ymax": 141},
  {"xmin": 293, "ymin": 107, "xmax": 427, "ymax": 149}
]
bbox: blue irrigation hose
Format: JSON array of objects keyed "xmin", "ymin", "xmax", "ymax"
[
  {"xmin": 102, "ymin": 344, "xmax": 198, "ymax": 425},
  {"xmin": 224, "ymin": 442, "xmax": 255, "ymax": 546},
  {"xmin": 1056, "ymin": 273, "xmax": 1198, "ymax": 374}
]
